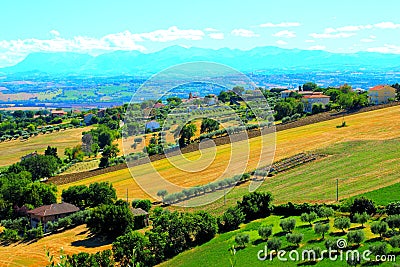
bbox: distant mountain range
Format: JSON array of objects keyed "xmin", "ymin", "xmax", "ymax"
[{"xmin": 1, "ymin": 46, "xmax": 400, "ymax": 76}]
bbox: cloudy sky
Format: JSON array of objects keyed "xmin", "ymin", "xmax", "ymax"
[{"xmin": 1, "ymin": 0, "xmax": 400, "ymax": 67}]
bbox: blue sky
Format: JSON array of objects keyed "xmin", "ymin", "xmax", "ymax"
[{"xmin": 1, "ymin": 0, "xmax": 400, "ymax": 67}]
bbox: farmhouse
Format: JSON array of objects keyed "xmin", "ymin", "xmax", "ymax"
[
  {"xmin": 27, "ymin": 202, "xmax": 79, "ymax": 232},
  {"xmin": 280, "ymin": 90, "xmax": 293, "ymax": 98},
  {"xmin": 301, "ymin": 92, "xmax": 330, "ymax": 113},
  {"xmin": 50, "ymin": 110, "xmax": 67, "ymax": 117},
  {"xmin": 130, "ymin": 207, "xmax": 149, "ymax": 227},
  {"xmin": 368, "ymin": 85, "xmax": 396, "ymax": 105}
]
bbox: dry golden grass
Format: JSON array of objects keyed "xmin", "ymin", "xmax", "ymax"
[
  {"xmin": 0, "ymin": 225, "xmax": 111, "ymax": 267},
  {"xmin": 58, "ymin": 106, "xmax": 400, "ymax": 201},
  {"xmin": 0, "ymin": 127, "xmax": 91, "ymax": 167}
]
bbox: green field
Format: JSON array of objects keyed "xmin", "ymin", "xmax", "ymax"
[
  {"xmin": 159, "ymin": 215, "xmax": 398, "ymax": 267},
  {"xmin": 181, "ymin": 138, "xmax": 400, "ymax": 215},
  {"xmin": 349, "ymin": 183, "xmax": 400, "ymax": 206}
]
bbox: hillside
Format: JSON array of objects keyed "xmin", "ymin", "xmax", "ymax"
[{"xmin": 57, "ymin": 105, "xmax": 400, "ymax": 206}]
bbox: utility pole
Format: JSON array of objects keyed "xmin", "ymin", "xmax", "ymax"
[
  {"xmin": 336, "ymin": 179, "xmax": 339, "ymax": 202},
  {"xmin": 126, "ymin": 188, "xmax": 128, "ymax": 203},
  {"xmin": 224, "ymin": 188, "xmax": 226, "ymax": 205}
]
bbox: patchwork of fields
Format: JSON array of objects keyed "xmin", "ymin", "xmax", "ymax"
[{"xmin": 58, "ymin": 106, "xmax": 400, "ymax": 206}]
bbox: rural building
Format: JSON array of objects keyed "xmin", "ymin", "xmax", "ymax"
[
  {"xmin": 21, "ymin": 151, "xmax": 38, "ymax": 161},
  {"xmin": 145, "ymin": 120, "xmax": 160, "ymax": 131},
  {"xmin": 153, "ymin": 102, "xmax": 165, "ymax": 109},
  {"xmin": 301, "ymin": 93, "xmax": 330, "ymax": 113},
  {"xmin": 51, "ymin": 110, "xmax": 67, "ymax": 117},
  {"xmin": 27, "ymin": 202, "xmax": 79, "ymax": 232},
  {"xmin": 130, "ymin": 207, "xmax": 149, "ymax": 227},
  {"xmin": 368, "ymin": 85, "xmax": 396, "ymax": 105},
  {"xmin": 84, "ymin": 113, "xmax": 94, "ymax": 125},
  {"xmin": 280, "ymin": 90, "xmax": 293, "ymax": 98}
]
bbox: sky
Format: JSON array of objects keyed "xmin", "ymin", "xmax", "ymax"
[{"xmin": 1, "ymin": 0, "xmax": 400, "ymax": 67}]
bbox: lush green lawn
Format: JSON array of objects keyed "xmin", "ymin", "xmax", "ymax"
[
  {"xmin": 159, "ymin": 215, "xmax": 399, "ymax": 267},
  {"xmin": 349, "ymin": 183, "xmax": 400, "ymax": 206}
]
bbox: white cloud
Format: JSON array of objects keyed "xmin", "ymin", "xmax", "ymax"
[
  {"xmin": 366, "ymin": 44, "xmax": 400, "ymax": 53},
  {"xmin": 140, "ymin": 26, "xmax": 204, "ymax": 42},
  {"xmin": 309, "ymin": 32, "xmax": 355, "ymax": 39},
  {"xmin": 204, "ymin": 27, "xmax": 218, "ymax": 32},
  {"xmin": 272, "ymin": 30, "xmax": 296, "ymax": 38},
  {"xmin": 276, "ymin": 40, "xmax": 288, "ymax": 45},
  {"xmin": 259, "ymin": 22, "xmax": 300, "ymax": 28},
  {"xmin": 49, "ymin": 30, "xmax": 60, "ymax": 37},
  {"xmin": 374, "ymin": 22, "xmax": 400, "ymax": 29},
  {"xmin": 231, "ymin": 29, "xmax": 260, "ymax": 37},
  {"xmin": 208, "ymin": 32, "xmax": 224, "ymax": 40},
  {"xmin": 360, "ymin": 35, "xmax": 376, "ymax": 43},
  {"xmin": 305, "ymin": 39, "xmax": 315, "ymax": 43},
  {"xmin": 308, "ymin": 45, "xmax": 326, "ymax": 50}
]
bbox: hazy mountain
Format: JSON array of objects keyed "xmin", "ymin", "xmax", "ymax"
[{"xmin": 1, "ymin": 46, "xmax": 400, "ymax": 76}]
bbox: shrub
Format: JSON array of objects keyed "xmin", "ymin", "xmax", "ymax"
[
  {"xmin": 0, "ymin": 228, "xmax": 20, "ymax": 242},
  {"xmin": 218, "ymin": 206, "xmax": 245, "ymax": 233},
  {"xmin": 237, "ymin": 192, "xmax": 273, "ymax": 221},
  {"xmin": 347, "ymin": 230, "xmax": 365, "ymax": 245},
  {"xmin": 132, "ymin": 199, "xmax": 152, "ymax": 212},
  {"xmin": 324, "ymin": 238, "xmax": 341, "ymax": 250},
  {"xmin": 369, "ymin": 242, "xmax": 387, "ymax": 256},
  {"xmin": 350, "ymin": 197, "xmax": 376, "ymax": 217},
  {"xmin": 386, "ymin": 214, "xmax": 400, "ymax": 231},
  {"xmin": 258, "ymin": 225, "xmax": 273, "ymax": 240},
  {"xmin": 279, "ymin": 218, "xmax": 296, "ymax": 233},
  {"xmin": 25, "ymin": 223, "xmax": 44, "ymax": 240},
  {"xmin": 235, "ymin": 233, "xmax": 250, "ymax": 248},
  {"xmin": 386, "ymin": 201, "xmax": 400, "ymax": 215},
  {"xmin": 314, "ymin": 223, "xmax": 330, "ymax": 239},
  {"xmin": 286, "ymin": 233, "xmax": 304, "ymax": 246},
  {"xmin": 370, "ymin": 221, "xmax": 388, "ymax": 237},
  {"xmin": 389, "ymin": 235, "xmax": 400, "ymax": 248},
  {"xmin": 333, "ymin": 217, "xmax": 351, "ymax": 233}
]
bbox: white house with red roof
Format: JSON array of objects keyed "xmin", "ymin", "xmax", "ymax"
[{"xmin": 301, "ymin": 92, "xmax": 330, "ymax": 113}]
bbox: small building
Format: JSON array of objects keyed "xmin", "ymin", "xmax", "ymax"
[
  {"xmin": 280, "ymin": 90, "xmax": 293, "ymax": 99},
  {"xmin": 301, "ymin": 93, "xmax": 330, "ymax": 113},
  {"xmin": 51, "ymin": 110, "xmax": 67, "ymax": 117},
  {"xmin": 84, "ymin": 113, "xmax": 94, "ymax": 125},
  {"xmin": 130, "ymin": 207, "xmax": 149, "ymax": 227},
  {"xmin": 153, "ymin": 102, "xmax": 165, "ymax": 109},
  {"xmin": 97, "ymin": 108, "xmax": 107, "ymax": 118},
  {"xmin": 368, "ymin": 85, "xmax": 396, "ymax": 105},
  {"xmin": 21, "ymin": 151, "xmax": 38, "ymax": 161},
  {"xmin": 27, "ymin": 202, "xmax": 79, "ymax": 232},
  {"xmin": 145, "ymin": 120, "xmax": 160, "ymax": 131}
]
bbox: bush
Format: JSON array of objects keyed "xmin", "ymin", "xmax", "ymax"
[
  {"xmin": 25, "ymin": 223, "xmax": 44, "ymax": 240},
  {"xmin": 324, "ymin": 238, "xmax": 341, "ymax": 250},
  {"xmin": 258, "ymin": 225, "xmax": 273, "ymax": 240},
  {"xmin": 314, "ymin": 223, "xmax": 330, "ymax": 239},
  {"xmin": 370, "ymin": 221, "xmax": 388, "ymax": 237},
  {"xmin": 286, "ymin": 233, "xmax": 303, "ymax": 246},
  {"xmin": 235, "ymin": 233, "xmax": 250, "ymax": 248},
  {"xmin": 386, "ymin": 214, "xmax": 400, "ymax": 230},
  {"xmin": 386, "ymin": 201, "xmax": 400, "ymax": 215},
  {"xmin": 131, "ymin": 199, "xmax": 152, "ymax": 212},
  {"xmin": 333, "ymin": 217, "xmax": 351, "ymax": 233},
  {"xmin": 369, "ymin": 242, "xmax": 387, "ymax": 256},
  {"xmin": 279, "ymin": 218, "xmax": 296, "ymax": 233},
  {"xmin": 0, "ymin": 228, "xmax": 20, "ymax": 242},
  {"xmin": 237, "ymin": 192, "xmax": 273, "ymax": 221},
  {"xmin": 350, "ymin": 197, "xmax": 376, "ymax": 217},
  {"xmin": 347, "ymin": 230, "xmax": 365, "ymax": 245},
  {"xmin": 218, "ymin": 206, "xmax": 245, "ymax": 233},
  {"xmin": 388, "ymin": 235, "xmax": 400, "ymax": 248}
]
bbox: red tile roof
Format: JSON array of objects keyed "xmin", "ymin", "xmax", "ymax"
[
  {"xmin": 369, "ymin": 85, "xmax": 394, "ymax": 91},
  {"xmin": 303, "ymin": 94, "xmax": 330, "ymax": 99},
  {"xmin": 27, "ymin": 202, "xmax": 79, "ymax": 217},
  {"xmin": 153, "ymin": 102, "xmax": 165, "ymax": 108}
]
